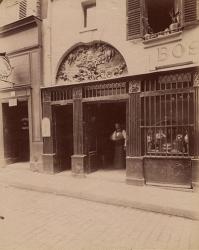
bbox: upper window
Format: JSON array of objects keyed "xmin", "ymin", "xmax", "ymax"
[
  {"xmin": 82, "ymin": 0, "xmax": 96, "ymax": 28},
  {"xmin": 127, "ymin": 0, "xmax": 199, "ymax": 40},
  {"xmin": 145, "ymin": 0, "xmax": 180, "ymax": 34}
]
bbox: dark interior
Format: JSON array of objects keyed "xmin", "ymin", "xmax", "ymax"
[
  {"xmin": 3, "ymin": 101, "xmax": 30, "ymax": 163},
  {"xmin": 84, "ymin": 102, "xmax": 126, "ymax": 169},
  {"xmin": 52, "ymin": 105, "xmax": 73, "ymax": 172},
  {"xmin": 146, "ymin": 0, "xmax": 174, "ymax": 33}
]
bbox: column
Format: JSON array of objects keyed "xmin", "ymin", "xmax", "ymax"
[
  {"xmin": 192, "ymin": 70, "xmax": 199, "ymax": 190},
  {"xmin": 126, "ymin": 80, "xmax": 144, "ymax": 185},
  {"xmin": 41, "ymin": 90, "xmax": 55, "ymax": 174},
  {"xmin": 29, "ymin": 49, "xmax": 43, "ymax": 172},
  {"xmin": 71, "ymin": 87, "xmax": 86, "ymax": 176},
  {"xmin": 0, "ymin": 101, "xmax": 6, "ymax": 167}
]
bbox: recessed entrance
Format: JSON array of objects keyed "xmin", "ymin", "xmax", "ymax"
[
  {"xmin": 84, "ymin": 101, "xmax": 126, "ymax": 173},
  {"xmin": 52, "ymin": 105, "xmax": 73, "ymax": 172},
  {"xmin": 2, "ymin": 101, "xmax": 30, "ymax": 163}
]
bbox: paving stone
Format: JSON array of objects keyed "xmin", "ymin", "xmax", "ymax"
[{"xmin": 0, "ymin": 186, "xmax": 199, "ymax": 250}]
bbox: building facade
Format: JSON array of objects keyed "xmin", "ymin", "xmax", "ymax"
[
  {"xmin": 1, "ymin": 0, "xmax": 199, "ymax": 190},
  {"xmin": 0, "ymin": 0, "xmax": 46, "ymax": 170}
]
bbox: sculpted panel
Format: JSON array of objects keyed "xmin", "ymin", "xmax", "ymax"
[{"xmin": 56, "ymin": 43, "xmax": 127, "ymax": 84}]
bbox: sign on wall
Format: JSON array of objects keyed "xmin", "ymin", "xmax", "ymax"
[
  {"xmin": 149, "ymin": 40, "xmax": 199, "ymax": 70},
  {"xmin": 8, "ymin": 98, "xmax": 17, "ymax": 107},
  {"xmin": 42, "ymin": 117, "xmax": 51, "ymax": 137}
]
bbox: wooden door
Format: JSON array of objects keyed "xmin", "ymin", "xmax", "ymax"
[{"xmin": 53, "ymin": 105, "xmax": 73, "ymax": 172}]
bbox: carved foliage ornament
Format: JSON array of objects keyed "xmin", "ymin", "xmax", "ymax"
[
  {"xmin": 73, "ymin": 87, "xmax": 82, "ymax": 99},
  {"xmin": 193, "ymin": 71, "xmax": 199, "ymax": 87},
  {"xmin": 129, "ymin": 80, "xmax": 141, "ymax": 93},
  {"xmin": 56, "ymin": 43, "xmax": 127, "ymax": 84}
]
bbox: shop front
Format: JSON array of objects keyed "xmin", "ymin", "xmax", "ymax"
[
  {"xmin": 0, "ymin": 16, "xmax": 42, "ymax": 169},
  {"xmin": 0, "ymin": 87, "xmax": 31, "ymax": 165},
  {"xmin": 126, "ymin": 67, "xmax": 199, "ymax": 189},
  {"xmin": 41, "ymin": 79, "xmax": 129, "ymax": 175},
  {"xmin": 42, "ymin": 41, "xmax": 129, "ymax": 175},
  {"xmin": 41, "ymin": 41, "xmax": 199, "ymax": 189}
]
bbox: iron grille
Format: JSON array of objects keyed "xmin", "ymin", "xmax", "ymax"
[
  {"xmin": 42, "ymin": 88, "xmax": 73, "ymax": 102},
  {"xmin": 83, "ymin": 82, "xmax": 127, "ymax": 98},
  {"xmin": 141, "ymin": 72, "xmax": 194, "ymax": 156}
]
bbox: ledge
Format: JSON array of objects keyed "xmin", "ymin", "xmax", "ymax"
[
  {"xmin": 143, "ymin": 31, "xmax": 182, "ymax": 48},
  {"xmin": 0, "ymin": 15, "xmax": 41, "ymax": 36},
  {"xmin": 79, "ymin": 27, "xmax": 97, "ymax": 34}
]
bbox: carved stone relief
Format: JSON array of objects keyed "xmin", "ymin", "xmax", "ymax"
[
  {"xmin": 56, "ymin": 43, "xmax": 128, "ymax": 84},
  {"xmin": 73, "ymin": 87, "xmax": 82, "ymax": 99},
  {"xmin": 129, "ymin": 80, "xmax": 141, "ymax": 93},
  {"xmin": 193, "ymin": 71, "xmax": 199, "ymax": 87}
]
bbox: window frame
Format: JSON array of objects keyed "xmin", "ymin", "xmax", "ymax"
[
  {"xmin": 81, "ymin": 0, "xmax": 96, "ymax": 29},
  {"xmin": 127, "ymin": 0, "xmax": 199, "ymax": 41},
  {"xmin": 141, "ymin": 72, "xmax": 194, "ymax": 157}
]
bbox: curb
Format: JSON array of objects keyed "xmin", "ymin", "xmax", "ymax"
[{"xmin": 1, "ymin": 180, "xmax": 199, "ymax": 221}]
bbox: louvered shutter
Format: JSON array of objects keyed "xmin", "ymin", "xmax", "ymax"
[
  {"xmin": 19, "ymin": 0, "xmax": 27, "ymax": 20},
  {"xmin": 183, "ymin": 0, "xmax": 197, "ymax": 25},
  {"xmin": 127, "ymin": 0, "xmax": 143, "ymax": 40}
]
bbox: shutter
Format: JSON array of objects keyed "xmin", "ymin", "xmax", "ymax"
[
  {"xmin": 127, "ymin": 0, "xmax": 142, "ymax": 40},
  {"xmin": 19, "ymin": 0, "xmax": 27, "ymax": 20},
  {"xmin": 183, "ymin": 0, "xmax": 197, "ymax": 25}
]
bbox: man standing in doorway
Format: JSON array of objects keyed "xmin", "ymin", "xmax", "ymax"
[{"xmin": 111, "ymin": 123, "xmax": 126, "ymax": 169}]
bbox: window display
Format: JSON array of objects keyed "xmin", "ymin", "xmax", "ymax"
[{"xmin": 141, "ymin": 72, "xmax": 194, "ymax": 156}]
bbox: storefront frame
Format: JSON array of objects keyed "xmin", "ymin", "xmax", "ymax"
[{"xmin": 41, "ymin": 67, "xmax": 199, "ymax": 189}]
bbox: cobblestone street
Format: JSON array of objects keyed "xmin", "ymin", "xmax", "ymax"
[{"xmin": 0, "ymin": 185, "xmax": 198, "ymax": 250}]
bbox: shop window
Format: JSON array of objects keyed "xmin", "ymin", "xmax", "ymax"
[
  {"xmin": 127, "ymin": 0, "xmax": 198, "ymax": 40},
  {"xmin": 141, "ymin": 72, "xmax": 194, "ymax": 156},
  {"xmin": 82, "ymin": 0, "xmax": 96, "ymax": 28}
]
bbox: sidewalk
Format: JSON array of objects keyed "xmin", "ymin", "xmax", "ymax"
[{"xmin": 0, "ymin": 162, "xmax": 199, "ymax": 220}]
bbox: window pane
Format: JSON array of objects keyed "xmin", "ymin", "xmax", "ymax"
[{"xmin": 86, "ymin": 5, "xmax": 96, "ymax": 28}]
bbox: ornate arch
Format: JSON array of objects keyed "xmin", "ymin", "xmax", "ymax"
[{"xmin": 56, "ymin": 42, "xmax": 128, "ymax": 84}]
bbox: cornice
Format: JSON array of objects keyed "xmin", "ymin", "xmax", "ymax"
[{"xmin": 0, "ymin": 15, "xmax": 41, "ymax": 37}]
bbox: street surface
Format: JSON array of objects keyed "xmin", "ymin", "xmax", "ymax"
[{"xmin": 0, "ymin": 185, "xmax": 199, "ymax": 250}]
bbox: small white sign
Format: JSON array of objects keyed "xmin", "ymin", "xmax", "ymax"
[
  {"xmin": 9, "ymin": 98, "xmax": 17, "ymax": 107},
  {"xmin": 10, "ymin": 91, "xmax": 15, "ymax": 97},
  {"xmin": 42, "ymin": 117, "xmax": 51, "ymax": 137}
]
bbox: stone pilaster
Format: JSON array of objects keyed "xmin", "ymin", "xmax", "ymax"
[
  {"xmin": 192, "ymin": 70, "xmax": 199, "ymax": 190},
  {"xmin": 71, "ymin": 87, "xmax": 86, "ymax": 176},
  {"xmin": 0, "ymin": 101, "xmax": 6, "ymax": 167},
  {"xmin": 126, "ymin": 80, "xmax": 144, "ymax": 185},
  {"xmin": 41, "ymin": 90, "xmax": 55, "ymax": 174}
]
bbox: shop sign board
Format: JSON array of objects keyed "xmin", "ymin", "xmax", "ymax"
[
  {"xmin": 42, "ymin": 117, "xmax": 51, "ymax": 137},
  {"xmin": 9, "ymin": 98, "xmax": 17, "ymax": 107},
  {"xmin": 149, "ymin": 40, "xmax": 199, "ymax": 70}
]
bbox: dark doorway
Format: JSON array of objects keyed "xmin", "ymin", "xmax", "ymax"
[
  {"xmin": 2, "ymin": 101, "xmax": 30, "ymax": 163},
  {"xmin": 52, "ymin": 105, "xmax": 73, "ymax": 172},
  {"xmin": 84, "ymin": 101, "xmax": 126, "ymax": 172}
]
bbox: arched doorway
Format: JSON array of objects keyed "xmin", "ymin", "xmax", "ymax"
[{"xmin": 42, "ymin": 42, "xmax": 128, "ymax": 175}]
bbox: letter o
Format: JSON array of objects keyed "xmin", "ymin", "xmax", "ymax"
[{"xmin": 172, "ymin": 44, "xmax": 185, "ymax": 58}]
